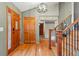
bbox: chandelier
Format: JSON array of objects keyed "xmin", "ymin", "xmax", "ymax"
[{"xmin": 37, "ymin": 3, "xmax": 47, "ymax": 13}]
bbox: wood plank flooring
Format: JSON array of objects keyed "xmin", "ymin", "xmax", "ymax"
[{"xmin": 8, "ymin": 40, "xmax": 55, "ymax": 56}]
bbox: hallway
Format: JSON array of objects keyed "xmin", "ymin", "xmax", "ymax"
[
  {"xmin": 9, "ymin": 40, "xmax": 55, "ymax": 56},
  {"xmin": 0, "ymin": 2, "xmax": 77, "ymax": 56}
]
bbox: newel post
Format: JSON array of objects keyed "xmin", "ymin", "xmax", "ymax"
[{"xmin": 56, "ymin": 30, "xmax": 62, "ymax": 56}]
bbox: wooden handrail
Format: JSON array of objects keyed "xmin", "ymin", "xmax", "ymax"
[
  {"xmin": 54, "ymin": 15, "xmax": 71, "ymax": 29},
  {"xmin": 63, "ymin": 18, "xmax": 79, "ymax": 33},
  {"xmin": 49, "ymin": 15, "xmax": 71, "ymax": 54}
]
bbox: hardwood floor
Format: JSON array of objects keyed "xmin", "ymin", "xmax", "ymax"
[{"xmin": 8, "ymin": 39, "xmax": 55, "ymax": 56}]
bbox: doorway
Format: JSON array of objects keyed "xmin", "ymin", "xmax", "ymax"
[
  {"xmin": 39, "ymin": 23, "xmax": 44, "ymax": 37},
  {"xmin": 7, "ymin": 7, "xmax": 20, "ymax": 54},
  {"xmin": 39, "ymin": 23, "xmax": 45, "ymax": 41}
]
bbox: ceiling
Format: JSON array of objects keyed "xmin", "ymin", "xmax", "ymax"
[
  {"xmin": 13, "ymin": 2, "xmax": 40, "ymax": 12},
  {"xmin": 13, "ymin": 2, "xmax": 59, "ymax": 12}
]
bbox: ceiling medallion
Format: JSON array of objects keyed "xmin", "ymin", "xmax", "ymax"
[{"xmin": 37, "ymin": 3, "xmax": 47, "ymax": 13}]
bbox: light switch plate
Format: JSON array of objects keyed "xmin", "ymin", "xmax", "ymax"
[{"xmin": 0, "ymin": 27, "xmax": 4, "ymax": 32}]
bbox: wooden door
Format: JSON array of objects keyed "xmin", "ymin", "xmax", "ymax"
[
  {"xmin": 14, "ymin": 14, "xmax": 20, "ymax": 47},
  {"xmin": 16, "ymin": 15, "xmax": 20, "ymax": 46},
  {"xmin": 24, "ymin": 17, "xmax": 36, "ymax": 44},
  {"xmin": 29, "ymin": 17, "xmax": 36, "ymax": 43},
  {"xmin": 12, "ymin": 11, "xmax": 20, "ymax": 50},
  {"xmin": 24, "ymin": 17, "xmax": 29, "ymax": 43},
  {"xmin": 7, "ymin": 7, "xmax": 20, "ymax": 54},
  {"xmin": 12, "ymin": 11, "xmax": 18, "ymax": 50}
]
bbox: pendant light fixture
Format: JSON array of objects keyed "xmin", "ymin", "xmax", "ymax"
[{"xmin": 37, "ymin": 3, "xmax": 47, "ymax": 13}]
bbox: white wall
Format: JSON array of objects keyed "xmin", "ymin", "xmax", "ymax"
[
  {"xmin": 74, "ymin": 2, "xmax": 79, "ymax": 20},
  {"xmin": 22, "ymin": 2, "xmax": 59, "ymax": 42},
  {"xmin": 59, "ymin": 2, "xmax": 72, "ymax": 22}
]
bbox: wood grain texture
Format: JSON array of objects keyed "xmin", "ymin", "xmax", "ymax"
[
  {"xmin": 24, "ymin": 17, "xmax": 36, "ymax": 44},
  {"xmin": 8, "ymin": 39, "xmax": 55, "ymax": 56}
]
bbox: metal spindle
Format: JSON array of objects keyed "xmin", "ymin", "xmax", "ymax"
[
  {"xmin": 78, "ymin": 23, "xmax": 79, "ymax": 50},
  {"xmin": 66, "ymin": 31, "xmax": 67, "ymax": 56},
  {"xmin": 72, "ymin": 28, "xmax": 73, "ymax": 56},
  {"xmin": 76, "ymin": 24, "xmax": 77, "ymax": 51},
  {"xmin": 63, "ymin": 35, "xmax": 64, "ymax": 56},
  {"xmin": 77, "ymin": 23, "xmax": 78, "ymax": 50},
  {"xmin": 69, "ymin": 29, "xmax": 70, "ymax": 56},
  {"xmin": 74, "ymin": 25, "xmax": 76, "ymax": 54}
]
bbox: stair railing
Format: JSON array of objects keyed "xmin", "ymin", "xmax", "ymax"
[
  {"xmin": 49, "ymin": 15, "xmax": 72, "ymax": 56},
  {"xmin": 62, "ymin": 18, "xmax": 79, "ymax": 56}
]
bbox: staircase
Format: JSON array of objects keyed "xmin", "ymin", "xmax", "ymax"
[
  {"xmin": 49, "ymin": 15, "xmax": 79, "ymax": 56},
  {"xmin": 62, "ymin": 18, "xmax": 79, "ymax": 56}
]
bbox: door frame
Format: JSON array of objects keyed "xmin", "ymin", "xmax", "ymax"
[
  {"xmin": 6, "ymin": 6, "xmax": 14, "ymax": 55},
  {"xmin": 6, "ymin": 6, "xmax": 12, "ymax": 55},
  {"xmin": 23, "ymin": 16, "xmax": 36, "ymax": 44},
  {"xmin": 6, "ymin": 7, "xmax": 20, "ymax": 55}
]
